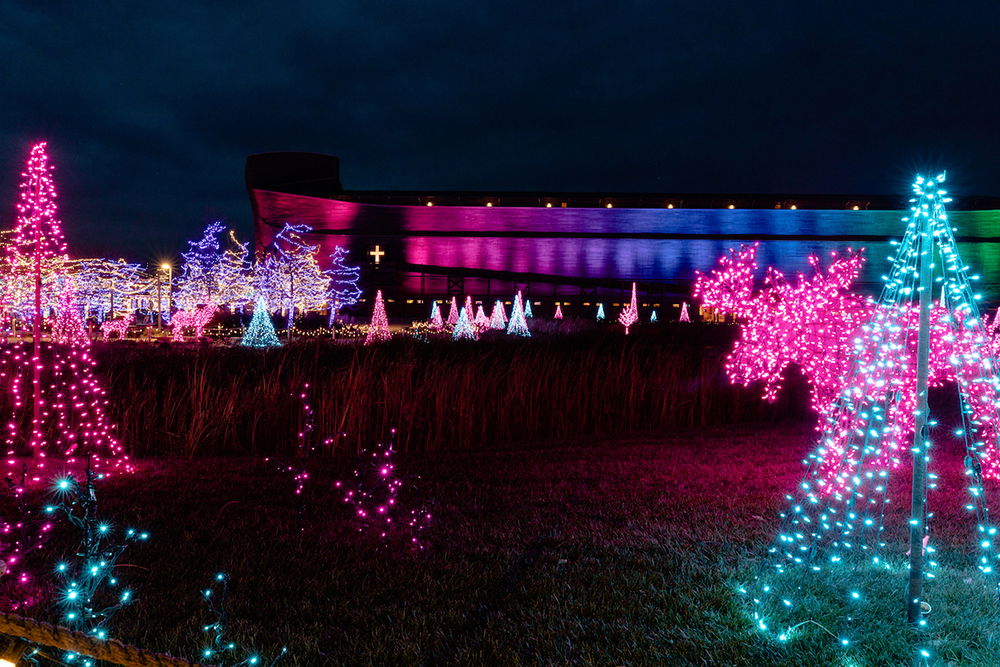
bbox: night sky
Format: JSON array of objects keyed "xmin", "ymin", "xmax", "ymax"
[{"xmin": 2, "ymin": 1, "xmax": 999, "ymax": 258}]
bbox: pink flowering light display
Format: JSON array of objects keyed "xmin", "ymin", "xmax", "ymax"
[{"xmin": 618, "ymin": 283, "xmax": 638, "ymax": 334}]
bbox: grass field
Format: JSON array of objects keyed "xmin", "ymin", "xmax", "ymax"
[
  {"xmin": 84, "ymin": 322, "xmax": 807, "ymax": 458},
  {"xmin": 12, "ymin": 420, "xmax": 998, "ymax": 666}
]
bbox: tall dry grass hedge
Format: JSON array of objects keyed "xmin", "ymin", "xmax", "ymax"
[{"xmin": 90, "ymin": 324, "xmax": 806, "ymax": 457}]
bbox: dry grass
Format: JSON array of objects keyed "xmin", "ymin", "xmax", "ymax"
[{"xmin": 88, "ymin": 323, "xmax": 807, "ymax": 458}]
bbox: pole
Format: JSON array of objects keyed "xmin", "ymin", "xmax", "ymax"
[
  {"xmin": 156, "ymin": 271, "xmax": 162, "ymax": 330},
  {"xmin": 30, "ymin": 203, "xmax": 42, "ymax": 456},
  {"xmin": 906, "ymin": 200, "xmax": 934, "ymax": 623}
]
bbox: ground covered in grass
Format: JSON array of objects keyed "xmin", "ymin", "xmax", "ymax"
[{"xmin": 15, "ymin": 422, "xmax": 1000, "ymax": 665}]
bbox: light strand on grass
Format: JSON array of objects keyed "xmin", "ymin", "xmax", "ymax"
[
  {"xmin": 201, "ymin": 573, "xmax": 287, "ymax": 667},
  {"xmin": 44, "ymin": 468, "xmax": 148, "ymax": 657},
  {"xmin": 334, "ymin": 430, "xmax": 432, "ymax": 550}
]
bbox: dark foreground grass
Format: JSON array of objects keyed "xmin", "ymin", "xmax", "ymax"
[{"xmin": 15, "ymin": 423, "xmax": 1000, "ymax": 666}]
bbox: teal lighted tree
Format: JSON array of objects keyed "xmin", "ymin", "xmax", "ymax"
[
  {"xmin": 744, "ymin": 174, "xmax": 1000, "ymax": 663},
  {"xmin": 506, "ymin": 292, "xmax": 530, "ymax": 337},
  {"xmin": 241, "ymin": 296, "xmax": 281, "ymax": 348}
]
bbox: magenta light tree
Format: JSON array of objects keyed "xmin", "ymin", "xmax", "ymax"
[
  {"xmin": 473, "ymin": 304, "xmax": 489, "ymax": 331},
  {"xmin": 429, "ymin": 300, "xmax": 444, "ymax": 329},
  {"xmin": 554, "ymin": 304, "xmax": 564, "ymax": 319},
  {"xmin": 489, "ymin": 300, "xmax": 506, "ymax": 330},
  {"xmin": 679, "ymin": 301, "xmax": 690, "ymax": 322},
  {"xmin": 364, "ymin": 290, "xmax": 391, "ymax": 345},
  {"xmin": 3, "ymin": 143, "xmax": 130, "ymax": 475},
  {"xmin": 446, "ymin": 297, "xmax": 459, "ymax": 326},
  {"xmin": 51, "ymin": 284, "xmax": 89, "ymax": 347},
  {"xmin": 618, "ymin": 283, "xmax": 638, "ymax": 334}
]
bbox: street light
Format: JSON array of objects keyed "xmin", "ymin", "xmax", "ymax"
[{"xmin": 159, "ymin": 263, "xmax": 173, "ymax": 330}]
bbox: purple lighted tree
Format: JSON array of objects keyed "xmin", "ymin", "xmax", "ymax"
[{"xmin": 446, "ymin": 297, "xmax": 459, "ymax": 326}]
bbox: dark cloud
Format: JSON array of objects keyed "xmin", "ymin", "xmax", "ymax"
[{"xmin": 1, "ymin": 1, "xmax": 999, "ymax": 257}]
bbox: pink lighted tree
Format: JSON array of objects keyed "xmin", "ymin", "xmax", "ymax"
[
  {"xmin": 446, "ymin": 297, "xmax": 459, "ymax": 326},
  {"xmin": 51, "ymin": 285, "xmax": 89, "ymax": 347},
  {"xmin": 618, "ymin": 283, "xmax": 638, "ymax": 334},
  {"xmin": 695, "ymin": 240, "xmax": 1000, "ymax": 489},
  {"xmin": 364, "ymin": 290, "xmax": 391, "ymax": 345},
  {"xmin": 489, "ymin": 300, "xmax": 507, "ymax": 329},
  {"xmin": 2, "ymin": 143, "xmax": 130, "ymax": 474},
  {"xmin": 554, "ymin": 304, "xmax": 563, "ymax": 319},
  {"xmin": 473, "ymin": 304, "xmax": 489, "ymax": 331}
]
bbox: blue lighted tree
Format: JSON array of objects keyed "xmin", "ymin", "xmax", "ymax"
[
  {"xmin": 325, "ymin": 246, "xmax": 361, "ymax": 326},
  {"xmin": 176, "ymin": 221, "xmax": 226, "ymax": 311}
]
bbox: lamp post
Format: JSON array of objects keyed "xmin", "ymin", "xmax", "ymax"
[{"xmin": 160, "ymin": 263, "xmax": 172, "ymax": 331}]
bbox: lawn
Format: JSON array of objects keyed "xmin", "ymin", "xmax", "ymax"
[{"xmin": 9, "ymin": 418, "xmax": 999, "ymax": 665}]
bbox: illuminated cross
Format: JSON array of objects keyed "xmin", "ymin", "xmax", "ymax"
[{"xmin": 369, "ymin": 245, "xmax": 385, "ymax": 264}]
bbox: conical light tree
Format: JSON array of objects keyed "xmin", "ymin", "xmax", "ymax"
[
  {"xmin": 524, "ymin": 297, "xmax": 533, "ymax": 318},
  {"xmin": 51, "ymin": 283, "xmax": 89, "ymax": 347},
  {"xmin": 679, "ymin": 301, "xmax": 690, "ymax": 322},
  {"xmin": 452, "ymin": 307, "xmax": 478, "ymax": 341},
  {"xmin": 429, "ymin": 300, "xmax": 444, "ymax": 329},
  {"xmin": 3, "ymin": 143, "xmax": 130, "ymax": 474},
  {"xmin": 364, "ymin": 290, "xmax": 391, "ymax": 345},
  {"xmin": 241, "ymin": 297, "xmax": 281, "ymax": 348},
  {"xmin": 492, "ymin": 300, "xmax": 507, "ymax": 327},
  {"xmin": 506, "ymin": 292, "xmax": 530, "ymax": 337},
  {"xmin": 489, "ymin": 301, "xmax": 505, "ymax": 329},
  {"xmin": 554, "ymin": 304, "xmax": 563, "ymax": 319},
  {"xmin": 619, "ymin": 283, "xmax": 638, "ymax": 334},
  {"xmin": 473, "ymin": 304, "xmax": 489, "ymax": 330},
  {"xmin": 596, "ymin": 303, "xmax": 605, "ymax": 321},
  {"xmin": 739, "ymin": 173, "xmax": 1000, "ymax": 659},
  {"xmin": 446, "ymin": 297, "xmax": 459, "ymax": 325},
  {"xmin": 650, "ymin": 310, "xmax": 657, "ymax": 323}
]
